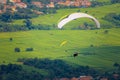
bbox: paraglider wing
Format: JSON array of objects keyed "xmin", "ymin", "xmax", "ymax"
[
  {"xmin": 60, "ymin": 40, "xmax": 67, "ymax": 47},
  {"xmin": 58, "ymin": 13, "xmax": 100, "ymax": 29},
  {"xmin": 58, "ymin": 18, "xmax": 72, "ymax": 29}
]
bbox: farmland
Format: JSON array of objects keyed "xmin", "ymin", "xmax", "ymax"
[{"xmin": 0, "ymin": 28, "xmax": 120, "ymax": 71}]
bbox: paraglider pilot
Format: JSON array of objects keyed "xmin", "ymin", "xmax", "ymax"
[{"xmin": 73, "ymin": 52, "xmax": 79, "ymax": 57}]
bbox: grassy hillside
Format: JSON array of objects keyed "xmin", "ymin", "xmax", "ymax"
[
  {"xmin": 13, "ymin": 3, "xmax": 120, "ymax": 29},
  {"xmin": 0, "ymin": 28, "xmax": 120, "ymax": 71},
  {"xmin": 96, "ymin": 0, "xmax": 110, "ymax": 3}
]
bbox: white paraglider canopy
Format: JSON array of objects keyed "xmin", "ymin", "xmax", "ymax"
[{"xmin": 58, "ymin": 12, "xmax": 100, "ymax": 29}]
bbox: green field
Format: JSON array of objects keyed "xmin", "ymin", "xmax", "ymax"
[
  {"xmin": 96, "ymin": 0, "xmax": 110, "ymax": 3},
  {"xmin": 0, "ymin": 28, "xmax": 120, "ymax": 71}
]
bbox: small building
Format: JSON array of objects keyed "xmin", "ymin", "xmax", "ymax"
[
  {"xmin": 57, "ymin": 0, "xmax": 71, "ymax": 6},
  {"xmin": 0, "ymin": 0, "xmax": 6, "ymax": 4},
  {"xmin": 31, "ymin": 1, "xmax": 44, "ymax": 8},
  {"xmin": 10, "ymin": 0, "xmax": 21, "ymax": 3},
  {"xmin": 15, "ymin": 2, "xmax": 27, "ymax": 8},
  {"xmin": 60, "ymin": 78, "xmax": 70, "ymax": 80},
  {"xmin": 100, "ymin": 78, "xmax": 108, "ymax": 80},
  {"xmin": 47, "ymin": 2, "xmax": 55, "ymax": 8},
  {"xmin": 57, "ymin": 0, "xmax": 91, "ymax": 7},
  {"xmin": 33, "ymin": 10, "xmax": 44, "ymax": 15},
  {"xmin": 79, "ymin": 76, "xmax": 93, "ymax": 80},
  {"xmin": 71, "ymin": 77, "xmax": 79, "ymax": 80}
]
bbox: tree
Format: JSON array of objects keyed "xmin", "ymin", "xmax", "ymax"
[
  {"xmin": 103, "ymin": 13, "xmax": 120, "ymax": 27},
  {"xmin": 77, "ymin": 9, "xmax": 80, "ymax": 12},
  {"xmin": 23, "ymin": 19, "xmax": 32, "ymax": 29},
  {"xmin": 9, "ymin": 38, "xmax": 13, "ymax": 41},
  {"xmin": 1, "ymin": 11, "xmax": 13, "ymax": 22},
  {"xmin": 14, "ymin": 48, "xmax": 21, "ymax": 52},
  {"xmin": 22, "ymin": 0, "xmax": 32, "ymax": 3},
  {"xmin": 84, "ymin": 22, "xmax": 89, "ymax": 29},
  {"xmin": 37, "ymin": 0, "xmax": 50, "ymax": 4},
  {"xmin": 113, "ymin": 62, "xmax": 119, "ymax": 68},
  {"xmin": 111, "ymin": 0, "xmax": 120, "ymax": 4},
  {"xmin": 0, "ymin": 4, "xmax": 4, "ymax": 10}
]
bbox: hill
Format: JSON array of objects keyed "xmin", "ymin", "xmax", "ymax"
[
  {"xmin": 0, "ymin": 1, "xmax": 120, "ymax": 79},
  {"xmin": 12, "ymin": 3, "xmax": 120, "ymax": 29},
  {"xmin": 0, "ymin": 28, "xmax": 120, "ymax": 71}
]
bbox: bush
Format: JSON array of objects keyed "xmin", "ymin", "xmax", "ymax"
[
  {"xmin": 25, "ymin": 48, "xmax": 33, "ymax": 51},
  {"xmin": 104, "ymin": 30, "xmax": 109, "ymax": 34},
  {"xmin": 14, "ymin": 48, "xmax": 21, "ymax": 52},
  {"xmin": 90, "ymin": 44, "xmax": 94, "ymax": 47},
  {"xmin": 103, "ymin": 13, "xmax": 120, "ymax": 27},
  {"xmin": 9, "ymin": 38, "xmax": 13, "ymax": 41},
  {"xmin": 111, "ymin": 0, "xmax": 120, "ymax": 4}
]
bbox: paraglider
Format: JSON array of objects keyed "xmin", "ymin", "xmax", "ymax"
[
  {"xmin": 60, "ymin": 40, "xmax": 67, "ymax": 47},
  {"xmin": 58, "ymin": 12, "xmax": 100, "ymax": 29}
]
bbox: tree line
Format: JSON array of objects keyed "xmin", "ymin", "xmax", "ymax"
[
  {"xmin": 0, "ymin": 64, "xmax": 44, "ymax": 80},
  {"xmin": 17, "ymin": 58, "xmax": 98, "ymax": 79},
  {"xmin": 103, "ymin": 13, "xmax": 120, "ymax": 27},
  {"xmin": 0, "ymin": 58, "xmax": 120, "ymax": 80}
]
